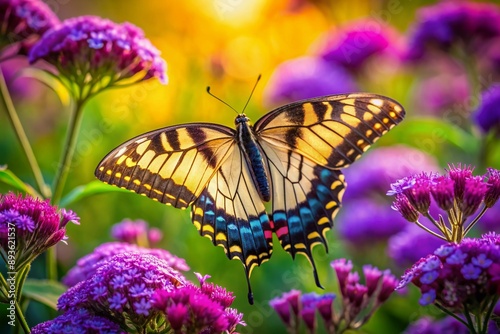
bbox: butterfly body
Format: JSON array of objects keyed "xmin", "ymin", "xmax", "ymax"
[
  {"xmin": 95, "ymin": 93, "xmax": 405, "ymax": 304},
  {"xmin": 235, "ymin": 114, "xmax": 271, "ymax": 202}
]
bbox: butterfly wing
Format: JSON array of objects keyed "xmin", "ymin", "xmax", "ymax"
[
  {"xmin": 254, "ymin": 93, "xmax": 405, "ymax": 280},
  {"xmin": 255, "ymin": 93, "xmax": 405, "ymax": 168},
  {"xmin": 95, "ymin": 124, "xmax": 237, "ymax": 208},
  {"xmin": 191, "ymin": 144, "xmax": 273, "ymax": 303}
]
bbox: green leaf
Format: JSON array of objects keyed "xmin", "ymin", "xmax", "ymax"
[
  {"xmin": 388, "ymin": 118, "xmax": 480, "ymax": 154},
  {"xmin": 0, "ymin": 166, "xmax": 39, "ymax": 197},
  {"xmin": 60, "ymin": 180, "xmax": 131, "ymax": 206},
  {"xmin": 22, "ymin": 279, "xmax": 67, "ymax": 310}
]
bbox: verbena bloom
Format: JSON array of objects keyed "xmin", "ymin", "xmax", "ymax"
[
  {"xmin": 388, "ymin": 164, "xmax": 498, "ymax": 242},
  {"xmin": 263, "ymin": 56, "xmax": 357, "ymax": 107},
  {"xmin": 405, "ymin": 1, "xmax": 500, "ymax": 61},
  {"xmin": 31, "ymin": 308, "xmax": 125, "ymax": 334},
  {"xmin": 397, "ymin": 233, "xmax": 500, "ymax": 332},
  {"xmin": 314, "ymin": 19, "xmax": 402, "ymax": 72},
  {"xmin": 270, "ymin": 259, "xmax": 397, "ymax": 333},
  {"xmin": 0, "ymin": 0, "xmax": 59, "ymax": 56},
  {"xmin": 62, "ymin": 241, "xmax": 189, "ymax": 287},
  {"xmin": 58, "ymin": 252, "xmax": 186, "ymax": 331},
  {"xmin": 338, "ymin": 199, "xmax": 407, "ymax": 244},
  {"xmin": 110, "ymin": 218, "xmax": 163, "ymax": 246},
  {"xmin": 388, "ymin": 225, "xmax": 446, "ymax": 268},
  {"xmin": 0, "ymin": 192, "xmax": 79, "ymax": 270},
  {"xmin": 474, "ymin": 84, "xmax": 500, "ymax": 134},
  {"xmin": 29, "ymin": 15, "xmax": 167, "ymax": 102},
  {"xmin": 152, "ymin": 273, "xmax": 245, "ymax": 333}
]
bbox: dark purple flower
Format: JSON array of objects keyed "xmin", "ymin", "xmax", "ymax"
[
  {"xmin": 405, "ymin": 1, "xmax": 500, "ymax": 61},
  {"xmin": 391, "ymin": 194, "xmax": 420, "ymax": 223},
  {"xmin": 0, "ymin": 0, "xmax": 60, "ymax": 57},
  {"xmin": 59, "ymin": 252, "xmax": 186, "ymax": 331},
  {"xmin": 152, "ymin": 279, "xmax": 244, "ymax": 334},
  {"xmin": 29, "ymin": 15, "xmax": 167, "ymax": 101},
  {"xmin": 315, "ymin": 293, "xmax": 335, "ymax": 326},
  {"xmin": 0, "ymin": 192, "xmax": 78, "ymax": 269},
  {"xmin": 404, "ymin": 316, "xmax": 470, "ymax": 334},
  {"xmin": 31, "ymin": 308, "xmax": 125, "ymax": 334},
  {"xmin": 485, "ymin": 168, "xmax": 500, "ymax": 207},
  {"xmin": 315, "ymin": 19, "xmax": 403, "ymax": 72},
  {"xmin": 300, "ymin": 293, "xmax": 319, "ymax": 331},
  {"xmin": 460, "ymin": 176, "xmax": 488, "ymax": 217},
  {"xmin": 331, "ymin": 258, "xmax": 353, "ymax": 297},
  {"xmin": 269, "ymin": 296, "xmax": 292, "ymax": 327},
  {"xmin": 403, "ymin": 173, "xmax": 436, "ymax": 214},
  {"xmin": 263, "ymin": 56, "xmax": 358, "ymax": 107},
  {"xmin": 397, "ymin": 233, "xmax": 500, "ymax": 315},
  {"xmin": 431, "ymin": 176, "xmax": 455, "ymax": 211},
  {"xmin": 446, "ymin": 163, "xmax": 474, "ymax": 202},
  {"xmin": 388, "ymin": 225, "xmax": 446, "ymax": 268}
]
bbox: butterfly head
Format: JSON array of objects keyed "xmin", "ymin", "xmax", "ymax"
[{"xmin": 235, "ymin": 113, "xmax": 251, "ymax": 126}]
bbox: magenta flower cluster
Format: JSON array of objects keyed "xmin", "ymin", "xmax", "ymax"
[
  {"xmin": 152, "ymin": 273, "xmax": 244, "ymax": 333},
  {"xmin": 29, "ymin": 15, "xmax": 167, "ymax": 101},
  {"xmin": 62, "ymin": 241, "xmax": 189, "ymax": 287},
  {"xmin": 397, "ymin": 233, "xmax": 500, "ymax": 327},
  {"xmin": 0, "ymin": 0, "xmax": 60, "ymax": 56},
  {"xmin": 270, "ymin": 259, "xmax": 398, "ymax": 333},
  {"xmin": 388, "ymin": 164, "xmax": 500, "ymax": 241},
  {"xmin": 0, "ymin": 192, "xmax": 79, "ymax": 269}
]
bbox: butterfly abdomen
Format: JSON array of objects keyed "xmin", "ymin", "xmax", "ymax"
[{"xmin": 236, "ymin": 114, "xmax": 271, "ymax": 202}]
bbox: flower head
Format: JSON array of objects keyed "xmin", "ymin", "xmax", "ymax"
[
  {"xmin": 0, "ymin": 192, "xmax": 78, "ymax": 269},
  {"xmin": 31, "ymin": 308, "xmax": 125, "ymax": 334},
  {"xmin": 62, "ymin": 241, "xmax": 189, "ymax": 287},
  {"xmin": 315, "ymin": 19, "xmax": 402, "ymax": 72},
  {"xmin": 485, "ymin": 168, "xmax": 500, "ymax": 208},
  {"xmin": 58, "ymin": 252, "xmax": 186, "ymax": 330},
  {"xmin": 0, "ymin": 0, "xmax": 60, "ymax": 56},
  {"xmin": 29, "ymin": 15, "xmax": 167, "ymax": 102},
  {"xmin": 397, "ymin": 233, "xmax": 500, "ymax": 314},
  {"xmin": 263, "ymin": 56, "xmax": 357, "ymax": 107},
  {"xmin": 110, "ymin": 218, "xmax": 163, "ymax": 246},
  {"xmin": 405, "ymin": 1, "xmax": 500, "ymax": 60},
  {"xmin": 474, "ymin": 84, "xmax": 500, "ymax": 134}
]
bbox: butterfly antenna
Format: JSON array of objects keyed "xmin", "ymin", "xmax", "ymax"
[
  {"xmin": 206, "ymin": 86, "xmax": 239, "ymax": 115},
  {"xmin": 241, "ymin": 74, "xmax": 261, "ymax": 114}
]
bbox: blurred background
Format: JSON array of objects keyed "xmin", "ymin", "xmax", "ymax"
[{"xmin": 2, "ymin": 0, "xmax": 500, "ymax": 332}]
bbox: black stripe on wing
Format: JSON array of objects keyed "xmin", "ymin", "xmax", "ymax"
[
  {"xmin": 95, "ymin": 124, "xmax": 235, "ymax": 209},
  {"xmin": 254, "ymin": 93, "xmax": 405, "ymax": 169}
]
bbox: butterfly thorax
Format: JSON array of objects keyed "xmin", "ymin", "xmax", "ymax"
[{"xmin": 235, "ymin": 114, "xmax": 271, "ymax": 202}]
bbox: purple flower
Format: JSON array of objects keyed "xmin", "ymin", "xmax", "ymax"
[
  {"xmin": 475, "ymin": 84, "xmax": 500, "ymax": 133},
  {"xmin": 300, "ymin": 293, "xmax": 319, "ymax": 331},
  {"xmin": 31, "ymin": 308, "xmax": 125, "ymax": 334},
  {"xmin": 338, "ymin": 199, "xmax": 408, "ymax": 243},
  {"xmin": 315, "ymin": 19, "xmax": 403, "ymax": 72},
  {"xmin": 62, "ymin": 241, "xmax": 189, "ymax": 287},
  {"xmin": 460, "ymin": 176, "xmax": 488, "ymax": 217},
  {"xmin": 404, "ymin": 316, "xmax": 470, "ymax": 334},
  {"xmin": 485, "ymin": 168, "xmax": 500, "ymax": 207},
  {"xmin": 29, "ymin": 15, "xmax": 167, "ymax": 101},
  {"xmin": 0, "ymin": 0, "xmax": 60, "ymax": 57},
  {"xmin": 447, "ymin": 163, "xmax": 474, "ymax": 202},
  {"xmin": 263, "ymin": 56, "xmax": 358, "ymax": 107},
  {"xmin": 431, "ymin": 176, "xmax": 455, "ymax": 211},
  {"xmin": 59, "ymin": 252, "xmax": 186, "ymax": 331},
  {"xmin": 397, "ymin": 233, "xmax": 500, "ymax": 315},
  {"xmin": 391, "ymin": 194, "xmax": 420, "ymax": 223},
  {"xmin": 269, "ymin": 296, "xmax": 292, "ymax": 327},
  {"xmin": 0, "ymin": 192, "xmax": 78, "ymax": 269},
  {"xmin": 110, "ymin": 218, "xmax": 162, "ymax": 245},
  {"xmin": 346, "ymin": 145, "xmax": 438, "ymax": 200},
  {"xmin": 152, "ymin": 279, "xmax": 244, "ymax": 333},
  {"xmin": 405, "ymin": 1, "xmax": 500, "ymax": 61}
]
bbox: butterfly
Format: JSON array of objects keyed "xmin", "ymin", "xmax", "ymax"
[{"xmin": 95, "ymin": 93, "xmax": 405, "ymax": 304}]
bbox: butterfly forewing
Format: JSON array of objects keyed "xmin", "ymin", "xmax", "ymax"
[
  {"xmin": 95, "ymin": 124, "xmax": 236, "ymax": 208},
  {"xmin": 255, "ymin": 93, "xmax": 405, "ymax": 169}
]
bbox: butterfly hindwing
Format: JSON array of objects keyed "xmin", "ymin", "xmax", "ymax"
[
  {"xmin": 95, "ymin": 124, "xmax": 236, "ymax": 208},
  {"xmin": 255, "ymin": 93, "xmax": 405, "ymax": 169}
]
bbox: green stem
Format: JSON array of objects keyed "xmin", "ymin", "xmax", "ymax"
[
  {"xmin": 51, "ymin": 98, "xmax": 86, "ymax": 205},
  {"xmin": 48, "ymin": 98, "xmax": 86, "ymax": 281},
  {"xmin": 15, "ymin": 301, "xmax": 30, "ymax": 334},
  {"xmin": 463, "ymin": 205, "xmax": 488, "ymax": 236},
  {"xmin": 0, "ymin": 65, "xmax": 50, "ymax": 198},
  {"xmin": 434, "ymin": 303, "xmax": 471, "ymax": 330},
  {"xmin": 480, "ymin": 296, "xmax": 499, "ymax": 334}
]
